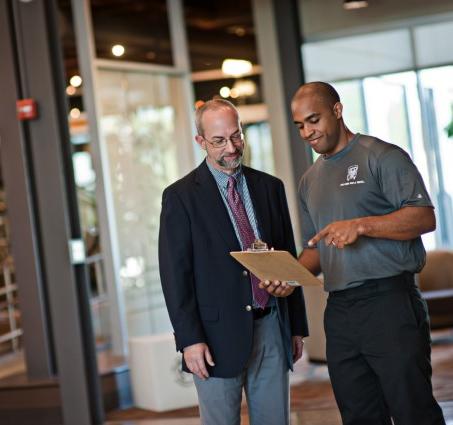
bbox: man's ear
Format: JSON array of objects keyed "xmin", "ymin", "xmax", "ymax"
[
  {"xmin": 195, "ymin": 135, "xmax": 206, "ymax": 150},
  {"xmin": 333, "ymin": 102, "xmax": 343, "ymax": 119}
]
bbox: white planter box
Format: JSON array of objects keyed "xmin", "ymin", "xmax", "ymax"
[{"xmin": 129, "ymin": 333, "xmax": 199, "ymax": 411}]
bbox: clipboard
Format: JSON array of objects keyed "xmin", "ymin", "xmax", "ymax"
[{"xmin": 230, "ymin": 241, "xmax": 321, "ymax": 287}]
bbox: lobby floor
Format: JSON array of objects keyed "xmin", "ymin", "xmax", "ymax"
[{"xmin": 106, "ymin": 330, "xmax": 453, "ymax": 424}]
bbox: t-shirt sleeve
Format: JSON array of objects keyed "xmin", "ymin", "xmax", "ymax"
[
  {"xmin": 377, "ymin": 147, "xmax": 433, "ymax": 210},
  {"xmin": 299, "ymin": 183, "xmax": 317, "ymax": 249}
]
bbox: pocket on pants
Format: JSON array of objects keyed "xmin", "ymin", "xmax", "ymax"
[{"xmin": 406, "ymin": 290, "xmax": 429, "ymax": 329}]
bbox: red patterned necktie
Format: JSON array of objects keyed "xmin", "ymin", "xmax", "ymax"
[{"xmin": 227, "ymin": 176, "xmax": 269, "ymax": 308}]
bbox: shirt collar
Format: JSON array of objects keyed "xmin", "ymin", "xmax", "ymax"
[{"xmin": 206, "ymin": 160, "xmax": 243, "ymax": 189}]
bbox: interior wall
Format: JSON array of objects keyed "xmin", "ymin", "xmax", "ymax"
[{"xmin": 299, "ymin": 0, "xmax": 453, "ymax": 39}]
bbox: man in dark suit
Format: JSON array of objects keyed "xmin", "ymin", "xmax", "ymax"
[{"xmin": 159, "ymin": 99, "xmax": 308, "ymax": 425}]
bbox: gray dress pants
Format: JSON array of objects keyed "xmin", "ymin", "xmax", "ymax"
[{"xmin": 193, "ymin": 308, "xmax": 290, "ymax": 425}]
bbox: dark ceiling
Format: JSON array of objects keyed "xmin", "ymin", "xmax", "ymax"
[{"xmin": 58, "ymin": 0, "xmax": 258, "ymax": 79}]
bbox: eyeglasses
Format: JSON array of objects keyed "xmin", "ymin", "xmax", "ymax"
[{"xmin": 202, "ymin": 132, "xmax": 244, "ymax": 148}]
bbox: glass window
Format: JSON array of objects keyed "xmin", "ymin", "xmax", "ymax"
[
  {"xmin": 90, "ymin": 0, "xmax": 173, "ymax": 65},
  {"xmin": 0, "ymin": 177, "xmax": 22, "ymax": 357},
  {"xmin": 363, "ymin": 77, "xmax": 412, "ymax": 153},
  {"xmin": 419, "ymin": 66, "xmax": 453, "ymax": 248},
  {"xmin": 332, "ymin": 80, "xmax": 368, "ymax": 135},
  {"xmin": 96, "ymin": 68, "xmax": 183, "ymax": 337},
  {"xmin": 243, "ymin": 122, "xmax": 275, "ymax": 174},
  {"xmin": 302, "ymin": 30, "xmax": 412, "ymax": 82},
  {"xmin": 414, "ymin": 21, "xmax": 453, "ymax": 68},
  {"xmin": 184, "ymin": 0, "xmax": 256, "ymax": 72}
]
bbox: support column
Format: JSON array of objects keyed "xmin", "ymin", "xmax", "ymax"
[
  {"xmin": 0, "ymin": 0, "xmax": 55, "ymax": 381},
  {"xmin": 1, "ymin": 0, "xmax": 104, "ymax": 423},
  {"xmin": 253, "ymin": 0, "xmax": 312, "ymax": 246}
]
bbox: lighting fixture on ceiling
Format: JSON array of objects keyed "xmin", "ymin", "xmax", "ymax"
[
  {"xmin": 343, "ymin": 0, "xmax": 369, "ymax": 10},
  {"xmin": 66, "ymin": 85, "xmax": 76, "ymax": 96},
  {"xmin": 221, "ymin": 59, "xmax": 253, "ymax": 78},
  {"xmin": 112, "ymin": 44, "xmax": 125, "ymax": 57},
  {"xmin": 219, "ymin": 86, "xmax": 231, "ymax": 98},
  {"xmin": 232, "ymin": 80, "xmax": 256, "ymax": 97},
  {"xmin": 69, "ymin": 75, "xmax": 82, "ymax": 88}
]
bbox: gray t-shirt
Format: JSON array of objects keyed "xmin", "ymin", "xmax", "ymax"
[{"xmin": 299, "ymin": 133, "xmax": 433, "ymax": 292}]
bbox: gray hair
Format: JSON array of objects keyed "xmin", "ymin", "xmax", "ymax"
[{"xmin": 195, "ymin": 99, "xmax": 238, "ymax": 136}]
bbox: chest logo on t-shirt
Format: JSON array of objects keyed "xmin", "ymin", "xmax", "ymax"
[
  {"xmin": 347, "ymin": 165, "xmax": 358, "ymax": 181},
  {"xmin": 340, "ymin": 164, "xmax": 365, "ymax": 187}
]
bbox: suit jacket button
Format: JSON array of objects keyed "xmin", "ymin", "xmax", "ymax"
[
  {"xmin": 242, "ymin": 270, "xmax": 248, "ymax": 276},
  {"xmin": 245, "ymin": 305, "xmax": 252, "ymax": 312}
]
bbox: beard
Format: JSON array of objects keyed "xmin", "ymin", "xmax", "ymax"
[{"xmin": 216, "ymin": 149, "xmax": 243, "ymax": 170}]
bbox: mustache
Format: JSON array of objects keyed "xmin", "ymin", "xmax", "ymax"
[
  {"xmin": 220, "ymin": 147, "xmax": 243, "ymax": 160},
  {"xmin": 217, "ymin": 149, "xmax": 243, "ymax": 168}
]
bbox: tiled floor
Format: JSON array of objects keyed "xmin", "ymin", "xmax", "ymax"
[
  {"xmin": 106, "ymin": 402, "xmax": 453, "ymax": 424},
  {"xmin": 107, "ymin": 330, "xmax": 453, "ymax": 425}
]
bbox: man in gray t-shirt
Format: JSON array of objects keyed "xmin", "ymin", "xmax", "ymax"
[
  {"xmin": 292, "ymin": 82, "xmax": 445, "ymax": 425},
  {"xmin": 299, "ymin": 132, "xmax": 432, "ymax": 292}
]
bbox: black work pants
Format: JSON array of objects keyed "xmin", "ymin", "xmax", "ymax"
[{"xmin": 325, "ymin": 273, "xmax": 445, "ymax": 425}]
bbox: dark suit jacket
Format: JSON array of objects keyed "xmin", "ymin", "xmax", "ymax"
[{"xmin": 158, "ymin": 160, "xmax": 308, "ymax": 378}]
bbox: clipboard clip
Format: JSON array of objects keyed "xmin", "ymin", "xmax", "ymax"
[{"xmin": 247, "ymin": 239, "xmax": 271, "ymax": 252}]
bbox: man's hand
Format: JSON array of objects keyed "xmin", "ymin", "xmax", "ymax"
[
  {"xmin": 183, "ymin": 342, "xmax": 215, "ymax": 380},
  {"xmin": 258, "ymin": 280, "xmax": 295, "ymax": 297},
  {"xmin": 308, "ymin": 207, "xmax": 435, "ymax": 248},
  {"xmin": 308, "ymin": 218, "xmax": 364, "ymax": 249},
  {"xmin": 292, "ymin": 336, "xmax": 304, "ymax": 363}
]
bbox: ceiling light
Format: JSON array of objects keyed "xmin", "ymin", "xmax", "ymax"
[
  {"xmin": 70, "ymin": 108, "xmax": 81, "ymax": 119},
  {"xmin": 69, "ymin": 75, "xmax": 82, "ymax": 88},
  {"xmin": 219, "ymin": 86, "xmax": 231, "ymax": 98},
  {"xmin": 222, "ymin": 59, "xmax": 253, "ymax": 78},
  {"xmin": 112, "ymin": 44, "xmax": 125, "ymax": 57},
  {"xmin": 230, "ymin": 88, "xmax": 239, "ymax": 99},
  {"xmin": 232, "ymin": 80, "xmax": 256, "ymax": 97},
  {"xmin": 227, "ymin": 26, "xmax": 247, "ymax": 37},
  {"xmin": 343, "ymin": 0, "xmax": 368, "ymax": 10},
  {"xmin": 66, "ymin": 85, "xmax": 76, "ymax": 96}
]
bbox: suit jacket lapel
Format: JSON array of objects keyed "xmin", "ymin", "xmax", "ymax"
[
  {"xmin": 243, "ymin": 166, "xmax": 272, "ymax": 245},
  {"xmin": 195, "ymin": 161, "xmax": 241, "ymax": 252}
]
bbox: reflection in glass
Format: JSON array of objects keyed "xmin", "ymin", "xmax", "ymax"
[
  {"xmin": 243, "ymin": 122, "xmax": 275, "ymax": 175},
  {"xmin": 97, "ymin": 69, "xmax": 180, "ymax": 337},
  {"xmin": 419, "ymin": 66, "xmax": 453, "ymax": 248},
  {"xmin": 90, "ymin": 0, "xmax": 173, "ymax": 66},
  {"xmin": 332, "ymin": 80, "xmax": 368, "ymax": 135},
  {"xmin": 0, "ymin": 169, "xmax": 22, "ymax": 358}
]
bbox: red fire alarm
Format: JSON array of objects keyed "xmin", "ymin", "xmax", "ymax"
[{"xmin": 17, "ymin": 98, "xmax": 38, "ymax": 121}]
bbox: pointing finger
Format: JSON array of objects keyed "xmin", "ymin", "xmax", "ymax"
[{"xmin": 308, "ymin": 228, "xmax": 328, "ymax": 247}]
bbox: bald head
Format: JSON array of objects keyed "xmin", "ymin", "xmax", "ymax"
[
  {"xmin": 291, "ymin": 81, "xmax": 353, "ymax": 157},
  {"xmin": 195, "ymin": 99, "xmax": 239, "ymax": 136},
  {"xmin": 292, "ymin": 82, "xmax": 340, "ymax": 110}
]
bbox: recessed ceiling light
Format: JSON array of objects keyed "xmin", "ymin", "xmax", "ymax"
[
  {"xmin": 66, "ymin": 85, "xmax": 76, "ymax": 96},
  {"xmin": 219, "ymin": 86, "xmax": 231, "ymax": 98},
  {"xmin": 70, "ymin": 108, "xmax": 81, "ymax": 119},
  {"xmin": 69, "ymin": 75, "xmax": 82, "ymax": 88},
  {"xmin": 112, "ymin": 44, "xmax": 125, "ymax": 57}
]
